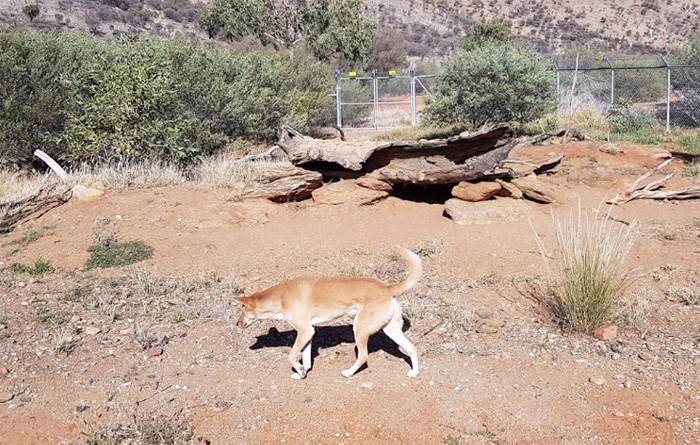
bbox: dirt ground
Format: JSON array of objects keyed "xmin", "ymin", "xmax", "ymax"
[{"xmin": 1, "ymin": 140, "xmax": 699, "ymax": 444}]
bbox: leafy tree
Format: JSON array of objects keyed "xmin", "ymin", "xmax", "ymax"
[
  {"xmin": 201, "ymin": 0, "xmax": 376, "ymax": 65},
  {"xmin": 424, "ymin": 44, "xmax": 556, "ymax": 128},
  {"xmin": 1, "ymin": 31, "xmax": 332, "ymax": 165},
  {"xmin": 463, "ymin": 18, "xmax": 512, "ymax": 52},
  {"xmin": 22, "ymin": 4, "xmax": 40, "ymax": 21}
]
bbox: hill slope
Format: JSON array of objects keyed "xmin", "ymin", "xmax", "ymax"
[{"xmin": 0, "ymin": 0, "xmax": 698, "ymax": 57}]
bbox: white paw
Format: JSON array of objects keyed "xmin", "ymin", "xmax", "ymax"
[
  {"xmin": 291, "ymin": 373, "xmax": 302, "ymax": 380},
  {"xmin": 407, "ymin": 369, "xmax": 419, "ymax": 378},
  {"xmin": 341, "ymin": 369, "xmax": 354, "ymax": 378}
]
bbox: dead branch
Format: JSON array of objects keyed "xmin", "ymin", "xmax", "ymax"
[
  {"xmin": 1, "ymin": 179, "xmax": 72, "ymax": 233},
  {"xmin": 609, "ymin": 159, "xmax": 700, "ymax": 205}
]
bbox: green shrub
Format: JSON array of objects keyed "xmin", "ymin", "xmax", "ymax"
[
  {"xmin": 0, "ymin": 31, "xmax": 332, "ymax": 165},
  {"xmin": 85, "ymin": 241, "xmax": 154, "ymax": 269},
  {"xmin": 11, "ymin": 258, "xmax": 54, "ymax": 275},
  {"xmin": 424, "ymin": 44, "xmax": 556, "ymax": 128},
  {"xmin": 605, "ymin": 103, "xmax": 659, "ymax": 132}
]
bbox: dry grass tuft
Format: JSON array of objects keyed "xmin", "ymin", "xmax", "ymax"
[{"xmin": 534, "ymin": 203, "xmax": 639, "ymax": 332}]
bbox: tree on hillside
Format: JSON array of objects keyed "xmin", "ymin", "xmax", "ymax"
[
  {"xmin": 463, "ymin": 18, "xmax": 512, "ymax": 52},
  {"xmin": 22, "ymin": 4, "xmax": 40, "ymax": 21},
  {"xmin": 201, "ymin": 0, "xmax": 376, "ymax": 65}
]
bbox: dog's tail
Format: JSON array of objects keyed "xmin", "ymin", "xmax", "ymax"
[{"xmin": 390, "ymin": 248, "xmax": 423, "ymax": 295}]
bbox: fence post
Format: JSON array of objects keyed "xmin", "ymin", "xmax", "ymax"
[
  {"xmin": 552, "ymin": 60, "xmax": 560, "ymax": 99},
  {"xmin": 603, "ymin": 56, "xmax": 614, "ymax": 106},
  {"xmin": 660, "ymin": 54, "xmax": 671, "ymax": 132},
  {"xmin": 335, "ymin": 70, "xmax": 342, "ymax": 128},
  {"xmin": 372, "ymin": 69, "xmax": 379, "ymax": 130},
  {"xmin": 410, "ymin": 69, "xmax": 417, "ymax": 125}
]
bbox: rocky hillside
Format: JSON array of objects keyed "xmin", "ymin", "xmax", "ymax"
[{"xmin": 1, "ymin": 0, "xmax": 698, "ymax": 56}]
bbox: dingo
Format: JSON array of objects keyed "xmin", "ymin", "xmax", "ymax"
[{"xmin": 236, "ymin": 248, "xmax": 422, "ymax": 379}]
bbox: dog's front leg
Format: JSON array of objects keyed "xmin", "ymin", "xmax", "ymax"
[{"xmin": 288, "ymin": 326, "xmax": 314, "ymax": 380}]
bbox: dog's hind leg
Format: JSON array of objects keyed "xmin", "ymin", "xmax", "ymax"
[
  {"xmin": 382, "ymin": 299, "xmax": 419, "ymax": 377},
  {"xmin": 289, "ymin": 326, "xmax": 315, "ymax": 380},
  {"xmin": 341, "ymin": 305, "xmax": 391, "ymax": 378}
]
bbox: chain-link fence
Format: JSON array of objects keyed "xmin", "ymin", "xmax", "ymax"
[
  {"xmin": 554, "ymin": 56, "xmax": 700, "ymax": 130},
  {"xmin": 333, "ymin": 57, "xmax": 700, "ymax": 131},
  {"xmin": 332, "ymin": 70, "xmax": 438, "ymax": 130}
]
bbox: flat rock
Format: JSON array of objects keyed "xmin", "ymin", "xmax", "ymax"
[
  {"xmin": 234, "ymin": 162, "xmax": 323, "ymax": 202},
  {"xmin": 355, "ymin": 175, "xmax": 393, "ymax": 192},
  {"xmin": 72, "ymin": 184, "xmax": 105, "ymax": 201},
  {"xmin": 495, "ymin": 179, "xmax": 524, "ymax": 199},
  {"xmin": 452, "ymin": 181, "xmax": 502, "ymax": 202},
  {"xmin": 84, "ymin": 326, "xmax": 101, "ymax": 336},
  {"xmin": 147, "ymin": 347, "xmax": 164, "ymax": 357},
  {"xmin": 312, "ymin": 180, "xmax": 388, "ymax": 205},
  {"xmin": 589, "ymin": 376, "xmax": 606, "ymax": 386},
  {"xmin": 444, "ymin": 198, "xmax": 534, "ymax": 225},
  {"xmin": 0, "ymin": 392, "xmax": 14, "ymax": 403},
  {"xmin": 511, "ymin": 174, "xmax": 558, "ymax": 203},
  {"xmin": 593, "ymin": 325, "xmax": 619, "ymax": 341}
]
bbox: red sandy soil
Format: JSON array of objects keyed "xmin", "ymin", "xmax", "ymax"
[{"xmin": 0, "ymin": 140, "xmax": 699, "ymax": 444}]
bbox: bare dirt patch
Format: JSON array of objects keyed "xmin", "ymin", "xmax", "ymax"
[{"xmin": 1, "ymin": 141, "xmax": 699, "ymax": 444}]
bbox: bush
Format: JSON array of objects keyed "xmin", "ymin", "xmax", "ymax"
[
  {"xmin": 0, "ymin": 31, "xmax": 332, "ymax": 165},
  {"xmin": 424, "ymin": 44, "xmax": 556, "ymax": 128},
  {"xmin": 85, "ymin": 241, "xmax": 154, "ymax": 269}
]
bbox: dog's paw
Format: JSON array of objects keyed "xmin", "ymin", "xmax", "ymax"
[
  {"xmin": 291, "ymin": 373, "xmax": 303, "ymax": 380},
  {"xmin": 407, "ymin": 369, "xmax": 419, "ymax": 378},
  {"xmin": 341, "ymin": 369, "xmax": 354, "ymax": 378}
]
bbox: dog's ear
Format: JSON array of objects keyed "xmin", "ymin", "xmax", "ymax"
[{"xmin": 235, "ymin": 296, "xmax": 249, "ymax": 306}]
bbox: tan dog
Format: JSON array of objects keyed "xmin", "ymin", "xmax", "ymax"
[{"xmin": 236, "ymin": 248, "xmax": 422, "ymax": 379}]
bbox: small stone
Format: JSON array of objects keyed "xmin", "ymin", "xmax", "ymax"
[
  {"xmin": 638, "ymin": 352, "xmax": 652, "ymax": 361},
  {"xmin": 0, "ymin": 367, "xmax": 9, "ymax": 376},
  {"xmin": 75, "ymin": 405, "xmax": 89, "ymax": 413},
  {"xmin": 476, "ymin": 324, "xmax": 499, "ymax": 334},
  {"xmin": 540, "ymin": 353, "xmax": 553, "ymax": 362},
  {"xmin": 589, "ymin": 376, "xmax": 606, "ymax": 386},
  {"xmin": 119, "ymin": 329, "xmax": 131, "ymax": 337},
  {"xmin": 0, "ymin": 392, "xmax": 14, "ymax": 403},
  {"xmin": 147, "ymin": 347, "xmax": 164, "ymax": 357},
  {"xmin": 84, "ymin": 327, "xmax": 101, "ymax": 336},
  {"xmin": 593, "ymin": 325, "xmax": 618, "ymax": 341},
  {"xmin": 360, "ymin": 382, "xmax": 374, "ymax": 389},
  {"xmin": 70, "ymin": 315, "xmax": 81, "ymax": 324},
  {"xmin": 482, "ymin": 318, "xmax": 506, "ymax": 328}
]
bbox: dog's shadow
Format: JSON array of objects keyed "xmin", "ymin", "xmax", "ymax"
[{"xmin": 249, "ymin": 319, "xmax": 414, "ymax": 373}]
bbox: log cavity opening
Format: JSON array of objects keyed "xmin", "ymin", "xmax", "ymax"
[{"xmin": 390, "ymin": 183, "xmax": 454, "ymax": 204}]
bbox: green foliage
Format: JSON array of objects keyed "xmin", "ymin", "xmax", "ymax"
[
  {"xmin": 0, "ymin": 31, "xmax": 106, "ymax": 161},
  {"xmin": 22, "ymin": 4, "xmax": 40, "ymax": 21},
  {"xmin": 0, "ymin": 31, "xmax": 332, "ymax": 165},
  {"xmin": 673, "ymin": 35, "xmax": 700, "ymax": 126},
  {"xmin": 58, "ymin": 36, "xmax": 195, "ymax": 163},
  {"xmin": 605, "ymin": 103, "xmax": 659, "ymax": 132},
  {"xmin": 463, "ymin": 18, "xmax": 512, "ymax": 52},
  {"xmin": 85, "ymin": 241, "xmax": 154, "ymax": 269},
  {"xmin": 425, "ymin": 44, "xmax": 556, "ymax": 128},
  {"xmin": 11, "ymin": 259, "xmax": 54, "ymax": 275},
  {"xmin": 201, "ymin": 0, "xmax": 376, "ymax": 65}
]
